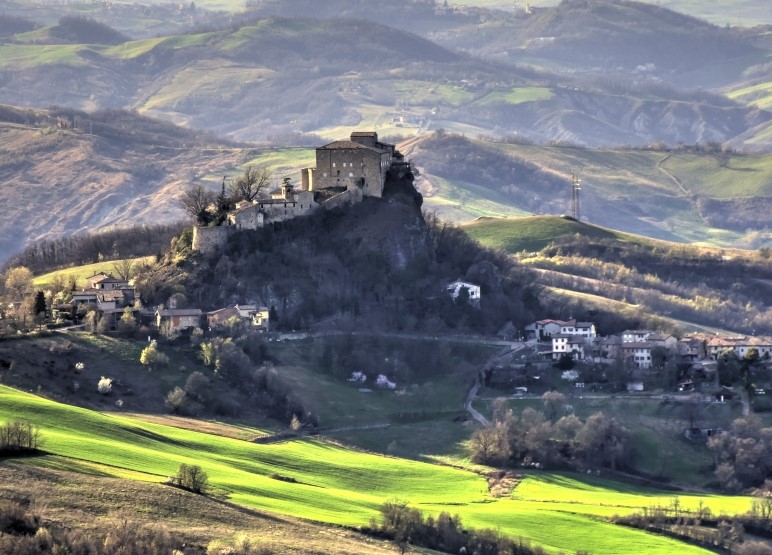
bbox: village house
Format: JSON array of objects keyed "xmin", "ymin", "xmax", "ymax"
[
  {"xmin": 622, "ymin": 342, "xmax": 655, "ymax": 369},
  {"xmin": 677, "ymin": 336, "xmax": 707, "ymax": 361},
  {"xmin": 156, "ymin": 308, "xmax": 202, "ymax": 336},
  {"xmin": 524, "ymin": 319, "xmax": 564, "ymax": 341},
  {"xmin": 559, "ymin": 319, "xmax": 596, "ymax": 339},
  {"xmin": 646, "ymin": 333, "xmax": 678, "ymax": 352},
  {"xmin": 622, "ymin": 330, "xmax": 655, "ymax": 343},
  {"xmin": 552, "ymin": 334, "xmax": 588, "ymax": 361},
  {"xmin": 206, "ymin": 306, "xmax": 240, "ymax": 328},
  {"xmin": 446, "ymin": 280, "xmax": 481, "ymax": 305},
  {"xmin": 591, "ymin": 335, "xmax": 622, "ymax": 362},
  {"xmin": 708, "ymin": 336, "xmax": 772, "ymax": 360}
]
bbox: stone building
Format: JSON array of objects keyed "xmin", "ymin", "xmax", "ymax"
[
  {"xmin": 227, "ymin": 181, "xmax": 316, "ymax": 231},
  {"xmin": 301, "ymin": 131, "xmax": 404, "ymax": 199}
]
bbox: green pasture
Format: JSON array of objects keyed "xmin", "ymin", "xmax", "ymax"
[
  {"xmin": 474, "ymin": 87, "xmax": 554, "ymax": 106},
  {"xmin": 727, "ymin": 81, "xmax": 772, "ymax": 110},
  {"xmin": 661, "ymin": 153, "xmax": 772, "ymax": 198},
  {"xmin": 0, "ymin": 385, "xmax": 755, "ymax": 554},
  {"xmin": 0, "ymin": 44, "xmax": 87, "ymax": 68},
  {"xmin": 462, "ymin": 215, "xmax": 633, "ymax": 253},
  {"xmin": 31, "ymin": 256, "xmax": 155, "ymax": 288},
  {"xmin": 422, "ymin": 176, "xmax": 529, "ymax": 223}
]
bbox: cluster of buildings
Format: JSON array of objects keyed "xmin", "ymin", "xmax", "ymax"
[
  {"xmin": 193, "ymin": 131, "xmax": 410, "ymax": 254},
  {"xmin": 62, "ymin": 272, "xmax": 270, "ymax": 336},
  {"xmin": 525, "ymin": 318, "xmax": 772, "ymax": 370}
]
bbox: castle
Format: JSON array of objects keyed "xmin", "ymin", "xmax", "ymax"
[{"xmin": 192, "ymin": 132, "xmax": 407, "ymax": 253}]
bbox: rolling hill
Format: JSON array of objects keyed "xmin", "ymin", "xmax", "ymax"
[
  {"xmin": 0, "ymin": 104, "xmax": 251, "ymax": 263},
  {"xmin": 0, "ymin": 384, "xmax": 756, "ymax": 554},
  {"xmin": 406, "ymin": 133, "xmax": 772, "ymax": 246},
  {"xmin": 463, "ymin": 215, "xmax": 772, "ymax": 335},
  {"xmin": 0, "ymin": 12, "xmax": 767, "ymax": 148}
]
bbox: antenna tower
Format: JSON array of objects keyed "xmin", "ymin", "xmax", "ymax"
[{"xmin": 571, "ymin": 170, "xmax": 581, "ymax": 220}]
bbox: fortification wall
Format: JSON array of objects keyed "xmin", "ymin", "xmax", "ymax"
[
  {"xmin": 192, "ymin": 225, "xmax": 230, "ymax": 254},
  {"xmin": 322, "ymin": 188, "xmax": 363, "ymax": 210}
]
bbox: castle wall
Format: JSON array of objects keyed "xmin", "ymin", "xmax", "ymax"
[
  {"xmin": 321, "ymin": 188, "xmax": 363, "ymax": 210},
  {"xmin": 192, "ymin": 225, "xmax": 230, "ymax": 254}
]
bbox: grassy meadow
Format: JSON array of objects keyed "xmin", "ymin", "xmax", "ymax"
[
  {"xmin": 31, "ymin": 256, "xmax": 156, "ymax": 288},
  {"xmin": 0, "ymin": 384, "xmax": 758, "ymax": 554}
]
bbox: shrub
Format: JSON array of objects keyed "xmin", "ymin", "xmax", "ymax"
[
  {"xmin": 165, "ymin": 387, "xmax": 187, "ymax": 414},
  {"xmin": 97, "ymin": 376, "xmax": 113, "ymax": 394},
  {"xmin": 171, "ymin": 463, "xmax": 208, "ymax": 494},
  {"xmin": 0, "ymin": 499, "xmax": 39, "ymax": 535}
]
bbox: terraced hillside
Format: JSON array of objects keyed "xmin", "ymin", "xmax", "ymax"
[
  {"xmin": 464, "ymin": 215, "xmax": 772, "ymax": 334},
  {"xmin": 0, "ymin": 385, "xmax": 756, "ymax": 554}
]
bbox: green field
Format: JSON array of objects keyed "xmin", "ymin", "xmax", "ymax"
[
  {"xmin": 661, "ymin": 152, "xmax": 772, "ymax": 198},
  {"xmin": 0, "ymin": 384, "xmax": 756, "ymax": 554},
  {"xmin": 31, "ymin": 256, "xmax": 155, "ymax": 288},
  {"xmin": 462, "ymin": 215, "xmax": 636, "ymax": 253}
]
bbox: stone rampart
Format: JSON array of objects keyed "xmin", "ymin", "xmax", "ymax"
[{"xmin": 192, "ymin": 225, "xmax": 230, "ymax": 254}]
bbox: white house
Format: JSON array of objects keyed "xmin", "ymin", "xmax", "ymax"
[
  {"xmin": 560, "ymin": 319, "xmax": 597, "ymax": 339},
  {"xmin": 552, "ymin": 334, "xmax": 587, "ymax": 361},
  {"xmin": 623, "ymin": 342, "xmax": 654, "ymax": 369},
  {"xmin": 446, "ymin": 281, "xmax": 481, "ymax": 305},
  {"xmin": 622, "ymin": 330, "xmax": 654, "ymax": 343},
  {"xmin": 525, "ymin": 319, "xmax": 563, "ymax": 341}
]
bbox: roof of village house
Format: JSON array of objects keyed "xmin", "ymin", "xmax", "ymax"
[
  {"xmin": 622, "ymin": 329, "xmax": 654, "ymax": 335},
  {"xmin": 73, "ymin": 288, "xmax": 98, "ymax": 295},
  {"xmin": 533, "ymin": 319, "xmax": 564, "ymax": 325},
  {"xmin": 97, "ymin": 291, "xmax": 127, "ymax": 302},
  {"xmin": 623, "ymin": 341, "xmax": 655, "ymax": 349},
  {"xmin": 157, "ymin": 309, "xmax": 202, "ymax": 317},
  {"xmin": 351, "ymin": 131, "xmax": 378, "ymax": 137},
  {"xmin": 552, "ymin": 334, "xmax": 585, "ymax": 341},
  {"xmin": 647, "ymin": 333, "xmax": 675, "ymax": 341},
  {"xmin": 206, "ymin": 307, "xmax": 239, "ymax": 316}
]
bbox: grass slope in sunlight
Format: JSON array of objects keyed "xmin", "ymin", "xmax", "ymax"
[{"xmin": 0, "ymin": 385, "xmax": 754, "ymax": 554}]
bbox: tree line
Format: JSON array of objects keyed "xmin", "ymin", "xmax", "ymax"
[
  {"xmin": 2, "ymin": 222, "xmax": 186, "ymax": 276},
  {"xmin": 470, "ymin": 394, "xmax": 631, "ymax": 472}
]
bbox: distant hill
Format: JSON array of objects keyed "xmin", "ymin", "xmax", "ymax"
[
  {"xmin": 0, "ymin": 15, "xmax": 766, "ymax": 148},
  {"xmin": 406, "ymin": 133, "xmax": 772, "ymax": 246},
  {"xmin": 0, "ymin": 104, "xmax": 248, "ymax": 264}
]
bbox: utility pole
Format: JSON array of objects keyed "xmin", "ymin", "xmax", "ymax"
[{"xmin": 571, "ymin": 170, "xmax": 581, "ymax": 220}]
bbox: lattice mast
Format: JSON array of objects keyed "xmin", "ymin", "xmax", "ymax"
[{"xmin": 571, "ymin": 170, "xmax": 581, "ymax": 220}]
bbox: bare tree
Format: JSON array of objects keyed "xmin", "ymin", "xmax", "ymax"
[
  {"xmin": 112, "ymin": 258, "xmax": 134, "ymax": 281},
  {"xmin": 228, "ymin": 166, "xmax": 271, "ymax": 202},
  {"xmin": 180, "ymin": 184, "xmax": 215, "ymax": 222}
]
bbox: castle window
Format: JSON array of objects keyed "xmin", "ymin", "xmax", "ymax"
[
  {"xmin": 349, "ymin": 172, "xmax": 354, "ymax": 177},
  {"xmin": 332, "ymin": 162, "xmax": 336, "ymax": 168},
  {"xmin": 323, "ymin": 172, "xmax": 328, "ymax": 177}
]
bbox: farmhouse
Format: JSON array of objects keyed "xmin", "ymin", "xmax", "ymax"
[
  {"xmin": 622, "ymin": 342, "xmax": 654, "ymax": 369},
  {"xmin": 525, "ymin": 319, "xmax": 563, "ymax": 340},
  {"xmin": 156, "ymin": 308, "xmax": 202, "ymax": 336},
  {"xmin": 552, "ymin": 334, "xmax": 587, "ymax": 360}
]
